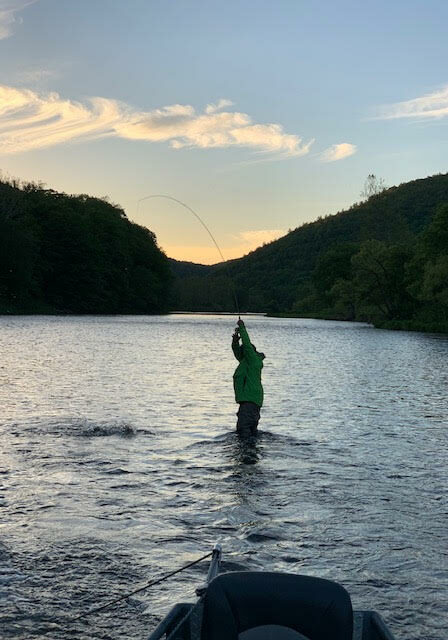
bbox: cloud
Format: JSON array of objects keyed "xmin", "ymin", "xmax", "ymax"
[
  {"xmin": 375, "ymin": 86, "xmax": 448, "ymax": 120},
  {"xmin": 0, "ymin": 1, "xmax": 37, "ymax": 40},
  {"xmin": 118, "ymin": 106, "xmax": 311, "ymax": 157},
  {"xmin": 205, "ymin": 99, "xmax": 234, "ymax": 114},
  {"xmin": 0, "ymin": 86, "xmax": 124, "ymax": 153},
  {"xmin": 320, "ymin": 142, "xmax": 357, "ymax": 163},
  {"xmin": 164, "ymin": 228, "xmax": 286, "ymax": 264},
  {"xmin": 0, "ymin": 84, "xmax": 313, "ymax": 157}
]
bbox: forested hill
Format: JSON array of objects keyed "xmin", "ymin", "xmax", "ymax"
[
  {"xmin": 168, "ymin": 258, "xmax": 210, "ymax": 278},
  {"xmin": 172, "ymin": 173, "xmax": 448, "ymax": 332},
  {"xmin": 0, "ymin": 178, "xmax": 172, "ymax": 314},
  {"xmin": 2, "ymin": 172, "xmax": 447, "ymax": 330}
]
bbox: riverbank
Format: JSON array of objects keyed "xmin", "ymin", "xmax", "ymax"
[
  {"xmin": 3, "ymin": 302, "xmax": 447, "ymax": 335},
  {"xmin": 267, "ymin": 311, "xmax": 448, "ymax": 334}
]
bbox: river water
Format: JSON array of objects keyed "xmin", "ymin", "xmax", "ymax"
[{"xmin": 0, "ymin": 314, "xmax": 447, "ymax": 640}]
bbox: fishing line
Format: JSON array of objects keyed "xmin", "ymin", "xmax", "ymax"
[
  {"xmin": 137, "ymin": 194, "xmax": 240, "ymax": 316},
  {"xmin": 71, "ymin": 551, "xmax": 213, "ymax": 622}
]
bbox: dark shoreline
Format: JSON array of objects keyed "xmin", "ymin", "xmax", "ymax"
[
  {"xmin": 268, "ymin": 312, "xmax": 448, "ymax": 334},
  {"xmin": 2, "ymin": 307, "xmax": 447, "ymax": 334}
]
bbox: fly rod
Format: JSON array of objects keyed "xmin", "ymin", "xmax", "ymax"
[{"xmin": 137, "ymin": 194, "xmax": 240, "ymax": 317}]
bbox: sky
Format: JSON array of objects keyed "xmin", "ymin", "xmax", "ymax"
[{"xmin": 0, "ymin": 1, "xmax": 447, "ymax": 264}]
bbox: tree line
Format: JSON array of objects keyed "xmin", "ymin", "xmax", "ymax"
[
  {"xmin": 0, "ymin": 177, "xmax": 172, "ymax": 314},
  {"xmin": 293, "ymin": 203, "xmax": 448, "ymax": 332},
  {"xmin": 173, "ymin": 173, "xmax": 448, "ymax": 332},
  {"xmin": 1, "ymin": 171, "xmax": 447, "ymax": 332}
]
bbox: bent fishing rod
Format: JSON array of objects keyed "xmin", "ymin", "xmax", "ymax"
[{"xmin": 137, "ymin": 194, "xmax": 240, "ymax": 318}]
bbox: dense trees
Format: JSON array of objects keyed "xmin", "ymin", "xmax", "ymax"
[
  {"xmin": 291, "ymin": 203, "xmax": 448, "ymax": 331},
  {"xmin": 404, "ymin": 204, "xmax": 448, "ymax": 329},
  {"xmin": 2, "ymin": 171, "xmax": 448, "ymax": 332},
  {"xmin": 0, "ymin": 178, "xmax": 172, "ymax": 314},
  {"xmin": 172, "ymin": 173, "xmax": 448, "ymax": 332}
]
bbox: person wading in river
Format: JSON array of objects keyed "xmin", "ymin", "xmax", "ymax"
[{"xmin": 232, "ymin": 319, "xmax": 265, "ymax": 437}]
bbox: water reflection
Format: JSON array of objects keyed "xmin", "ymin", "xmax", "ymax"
[{"xmin": 1, "ymin": 315, "xmax": 447, "ymax": 640}]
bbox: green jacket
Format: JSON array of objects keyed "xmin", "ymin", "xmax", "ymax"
[{"xmin": 232, "ymin": 324, "xmax": 264, "ymax": 407}]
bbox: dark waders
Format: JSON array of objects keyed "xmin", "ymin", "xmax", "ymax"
[{"xmin": 236, "ymin": 401, "xmax": 260, "ymax": 437}]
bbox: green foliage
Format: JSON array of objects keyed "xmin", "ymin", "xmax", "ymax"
[
  {"xmin": 2, "ymin": 171, "xmax": 448, "ymax": 331},
  {"xmin": 170, "ymin": 173, "xmax": 448, "ymax": 332},
  {"xmin": 0, "ymin": 179, "xmax": 172, "ymax": 314},
  {"xmin": 405, "ymin": 204, "xmax": 448, "ymax": 327},
  {"xmin": 350, "ymin": 240, "xmax": 415, "ymax": 321},
  {"xmin": 419, "ymin": 202, "xmax": 448, "ymax": 259},
  {"xmin": 173, "ymin": 274, "xmax": 235, "ymax": 312}
]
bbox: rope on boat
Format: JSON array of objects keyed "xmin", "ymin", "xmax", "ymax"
[{"xmin": 71, "ymin": 551, "xmax": 213, "ymax": 622}]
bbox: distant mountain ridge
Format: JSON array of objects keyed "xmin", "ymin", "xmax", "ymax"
[
  {"xmin": 168, "ymin": 258, "xmax": 211, "ymax": 278},
  {"xmin": 1, "ymin": 171, "xmax": 447, "ymax": 331},
  {"xmin": 171, "ymin": 173, "xmax": 448, "ymax": 331}
]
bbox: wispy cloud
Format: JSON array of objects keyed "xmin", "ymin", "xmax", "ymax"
[
  {"xmin": 0, "ymin": 84, "xmax": 313, "ymax": 157},
  {"xmin": 375, "ymin": 85, "xmax": 448, "ymax": 120},
  {"xmin": 0, "ymin": 1, "xmax": 37, "ymax": 40},
  {"xmin": 320, "ymin": 142, "xmax": 357, "ymax": 163},
  {"xmin": 0, "ymin": 86, "xmax": 124, "ymax": 153}
]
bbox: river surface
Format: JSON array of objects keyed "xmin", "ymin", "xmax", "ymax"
[{"xmin": 0, "ymin": 314, "xmax": 447, "ymax": 640}]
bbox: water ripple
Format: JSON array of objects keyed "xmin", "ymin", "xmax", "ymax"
[{"xmin": 0, "ymin": 315, "xmax": 447, "ymax": 639}]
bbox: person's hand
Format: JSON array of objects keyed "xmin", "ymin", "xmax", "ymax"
[
  {"xmin": 232, "ymin": 328, "xmax": 240, "ymax": 340},
  {"xmin": 237, "ymin": 319, "xmax": 244, "ymax": 327}
]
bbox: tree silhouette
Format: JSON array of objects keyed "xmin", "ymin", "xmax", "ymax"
[{"xmin": 360, "ymin": 174, "xmax": 387, "ymax": 200}]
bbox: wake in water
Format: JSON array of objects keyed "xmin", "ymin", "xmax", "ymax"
[
  {"xmin": 2, "ymin": 417, "xmax": 149, "ymax": 438},
  {"xmin": 77, "ymin": 420, "xmax": 137, "ymax": 438},
  {"xmin": 186, "ymin": 429, "xmax": 317, "ymax": 467}
]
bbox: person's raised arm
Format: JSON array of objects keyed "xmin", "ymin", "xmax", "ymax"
[
  {"xmin": 237, "ymin": 319, "xmax": 257, "ymax": 361},
  {"xmin": 232, "ymin": 328, "xmax": 243, "ymax": 361}
]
